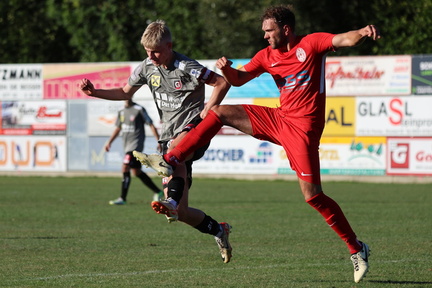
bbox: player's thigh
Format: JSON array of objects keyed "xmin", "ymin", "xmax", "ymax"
[
  {"xmin": 280, "ymin": 131, "xmax": 322, "ymax": 186},
  {"xmin": 214, "ymin": 105, "xmax": 253, "ymax": 135}
]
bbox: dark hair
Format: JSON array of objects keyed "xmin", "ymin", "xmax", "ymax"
[{"xmin": 261, "ymin": 5, "xmax": 296, "ymax": 32}]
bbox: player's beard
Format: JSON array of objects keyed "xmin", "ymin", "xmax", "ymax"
[{"xmin": 270, "ymin": 31, "xmax": 287, "ymax": 50}]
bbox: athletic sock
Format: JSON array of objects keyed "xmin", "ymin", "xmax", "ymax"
[
  {"xmin": 137, "ymin": 172, "xmax": 160, "ymax": 193},
  {"xmin": 165, "ymin": 197, "xmax": 178, "ymax": 208},
  {"xmin": 121, "ymin": 172, "xmax": 131, "ymax": 201},
  {"xmin": 194, "ymin": 214, "xmax": 221, "ymax": 236},
  {"xmin": 306, "ymin": 192, "xmax": 362, "ymax": 254},
  {"xmin": 164, "ymin": 110, "xmax": 223, "ymax": 166},
  {"xmin": 167, "ymin": 177, "xmax": 184, "ymax": 204}
]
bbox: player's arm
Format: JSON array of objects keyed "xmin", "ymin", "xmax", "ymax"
[
  {"xmin": 148, "ymin": 123, "xmax": 162, "ymax": 152},
  {"xmin": 216, "ymin": 56, "xmax": 255, "ymax": 87},
  {"xmin": 105, "ymin": 126, "xmax": 121, "ymax": 152},
  {"xmin": 332, "ymin": 25, "xmax": 381, "ymax": 49},
  {"xmin": 200, "ymin": 72, "xmax": 231, "ymax": 119},
  {"xmin": 80, "ymin": 78, "xmax": 139, "ymax": 100}
]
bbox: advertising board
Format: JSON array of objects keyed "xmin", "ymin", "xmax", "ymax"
[
  {"xmin": 0, "ymin": 136, "xmax": 66, "ymax": 171},
  {"xmin": 356, "ymin": 96, "xmax": 432, "ymax": 136},
  {"xmin": 325, "ymin": 55, "xmax": 411, "ymax": 96},
  {"xmin": 0, "ymin": 64, "xmax": 43, "ymax": 100},
  {"xmin": 1, "ymin": 100, "xmax": 66, "ymax": 135},
  {"xmin": 387, "ymin": 137, "xmax": 432, "ymax": 175},
  {"xmin": 412, "ymin": 55, "xmax": 432, "ymax": 95}
]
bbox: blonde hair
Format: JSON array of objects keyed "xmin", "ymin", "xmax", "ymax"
[{"xmin": 140, "ymin": 20, "xmax": 172, "ymax": 49}]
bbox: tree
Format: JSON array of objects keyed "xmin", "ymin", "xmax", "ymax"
[
  {"xmin": 0, "ymin": 0, "xmax": 75, "ymax": 63},
  {"xmin": 370, "ymin": 0, "xmax": 432, "ymax": 55},
  {"xmin": 0, "ymin": 0, "xmax": 431, "ymax": 63}
]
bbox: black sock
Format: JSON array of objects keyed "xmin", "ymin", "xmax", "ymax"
[
  {"xmin": 137, "ymin": 172, "xmax": 160, "ymax": 193},
  {"xmin": 167, "ymin": 177, "xmax": 184, "ymax": 204},
  {"xmin": 121, "ymin": 172, "xmax": 131, "ymax": 201},
  {"xmin": 194, "ymin": 215, "xmax": 221, "ymax": 236}
]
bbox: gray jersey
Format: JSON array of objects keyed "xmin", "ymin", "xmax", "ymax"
[
  {"xmin": 128, "ymin": 51, "xmax": 213, "ymax": 141},
  {"xmin": 116, "ymin": 103, "xmax": 153, "ymax": 152}
]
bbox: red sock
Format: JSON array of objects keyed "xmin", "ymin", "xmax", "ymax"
[
  {"xmin": 307, "ymin": 192, "xmax": 362, "ymax": 254},
  {"xmin": 164, "ymin": 110, "xmax": 223, "ymax": 166}
]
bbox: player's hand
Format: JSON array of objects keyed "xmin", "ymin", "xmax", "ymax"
[
  {"xmin": 200, "ymin": 106, "xmax": 210, "ymax": 119},
  {"xmin": 360, "ymin": 25, "xmax": 381, "ymax": 41},
  {"xmin": 80, "ymin": 78, "xmax": 95, "ymax": 96},
  {"xmin": 104, "ymin": 143, "xmax": 110, "ymax": 152},
  {"xmin": 156, "ymin": 143, "xmax": 162, "ymax": 153},
  {"xmin": 216, "ymin": 56, "xmax": 233, "ymax": 71}
]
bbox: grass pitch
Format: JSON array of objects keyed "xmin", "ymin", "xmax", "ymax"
[{"xmin": 0, "ymin": 175, "xmax": 431, "ymax": 287}]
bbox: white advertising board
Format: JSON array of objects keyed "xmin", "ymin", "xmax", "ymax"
[
  {"xmin": 325, "ymin": 55, "xmax": 411, "ymax": 96},
  {"xmin": 87, "ymin": 100, "xmax": 124, "ymax": 136},
  {"xmin": 387, "ymin": 137, "xmax": 432, "ymax": 175},
  {"xmin": 193, "ymin": 135, "xmax": 280, "ymax": 174},
  {"xmin": 0, "ymin": 64, "xmax": 43, "ymax": 100},
  {"xmin": 319, "ymin": 137, "xmax": 386, "ymax": 176},
  {"xmin": 193, "ymin": 135, "xmax": 387, "ymax": 176},
  {"xmin": 355, "ymin": 96, "xmax": 432, "ymax": 136},
  {"xmin": 86, "ymin": 99, "xmax": 162, "ymax": 137},
  {"xmin": 0, "ymin": 136, "xmax": 66, "ymax": 171},
  {"xmin": 1, "ymin": 100, "xmax": 66, "ymax": 135}
]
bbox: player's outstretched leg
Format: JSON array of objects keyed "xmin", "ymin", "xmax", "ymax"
[
  {"xmin": 351, "ymin": 242, "xmax": 370, "ymax": 283},
  {"xmin": 214, "ymin": 222, "xmax": 232, "ymax": 263},
  {"xmin": 133, "ymin": 151, "xmax": 173, "ymax": 177}
]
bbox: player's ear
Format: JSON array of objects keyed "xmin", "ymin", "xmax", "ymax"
[{"xmin": 283, "ymin": 25, "xmax": 290, "ymax": 36}]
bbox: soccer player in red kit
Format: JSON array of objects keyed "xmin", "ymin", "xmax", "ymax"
[{"xmin": 133, "ymin": 5, "xmax": 380, "ymax": 283}]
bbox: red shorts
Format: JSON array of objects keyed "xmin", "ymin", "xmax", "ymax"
[{"xmin": 242, "ymin": 105, "xmax": 323, "ymax": 185}]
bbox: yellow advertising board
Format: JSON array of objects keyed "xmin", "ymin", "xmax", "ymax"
[
  {"xmin": 253, "ymin": 98, "xmax": 280, "ymax": 108},
  {"xmin": 323, "ymin": 97, "xmax": 356, "ymax": 137}
]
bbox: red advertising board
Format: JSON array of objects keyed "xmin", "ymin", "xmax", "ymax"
[{"xmin": 43, "ymin": 63, "xmax": 131, "ymax": 99}]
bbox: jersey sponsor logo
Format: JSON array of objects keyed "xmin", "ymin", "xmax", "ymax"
[
  {"xmin": 276, "ymin": 70, "xmax": 311, "ymax": 92},
  {"xmin": 174, "ymin": 80, "xmax": 182, "ymax": 90},
  {"xmin": 190, "ymin": 69, "xmax": 202, "ymax": 79},
  {"xmin": 154, "ymin": 91, "xmax": 182, "ymax": 110},
  {"xmin": 151, "ymin": 75, "xmax": 161, "ymax": 87},
  {"xmin": 300, "ymin": 171, "xmax": 313, "ymax": 176},
  {"xmin": 121, "ymin": 123, "xmax": 135, "ymax": 133},
  {"xmin": 178, "ymin": 61, "xmax": 186, "ymax": 70},
  {"xmin": 271, "ymin": 61, "xmax": 280, "ymax": 67},
  {"xmin": 296, "ymin": 48, "xmax": 306, "ymax": 62}
]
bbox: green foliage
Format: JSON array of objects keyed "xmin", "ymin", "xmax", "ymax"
[
  {"xmin": 1, "ymin": 0, "xmax": 431, "ymax": 63},
  {"xmin": 370, "ymin": 0, "xmax": 432, "ymax": 55},
  {"xmin": 0, "ymin": 1, "xmax": 74, "ymax": 63},
  {"xmin": 0, "ymin": 176, "xmax": 431, "ymax": 287}
]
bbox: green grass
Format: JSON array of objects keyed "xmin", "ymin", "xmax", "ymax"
[{"xmin": 0, "ymin": 175, "xmax": 431, "ymax": 288}]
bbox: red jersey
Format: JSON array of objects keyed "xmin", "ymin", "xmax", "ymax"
[{"xmin": 244, "ymin": 33, "xmax": 335, "ymax": 122}]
